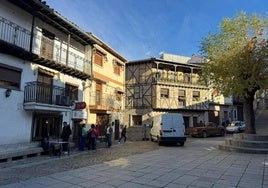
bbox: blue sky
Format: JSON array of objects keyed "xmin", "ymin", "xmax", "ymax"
[{"xmin": 45, "ymin": 0, "xmax": 268, "ymax": 60}]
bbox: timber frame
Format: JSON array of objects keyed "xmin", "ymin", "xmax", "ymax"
[{"xmin": 125, "ymin": 58, "xmax": 209, "ymax": 111}]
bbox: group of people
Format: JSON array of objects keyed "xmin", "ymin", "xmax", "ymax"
[
  {"xmin": 41, "ymin": 121, "xmax": 72, "ymax": 154},
  {"xmin": 78, "ymin": 123, "xmax": 127, "ymax": 150},
  {"xmin": 41, "ymin": 120, "xmax": 127, "ymax": 153},
  {"xmin": 78, "ymin": 123, "xmax": 99, "ymax": 151}
]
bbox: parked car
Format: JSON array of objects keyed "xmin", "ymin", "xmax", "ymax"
[
  {"xmin": 185, "ymin": 122, "xmax": 225, "ymax": 138},
  {"xmin": 226, "ymin": 121, "xmax": 246, "ymax": 133}
]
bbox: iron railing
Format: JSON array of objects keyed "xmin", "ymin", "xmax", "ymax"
[
  {"xmin": 24, "ymin": 82, "xmax": 73, "ymax": 106},
  {"xmin": 88, "ymin": 92, "xmax": 122, "ymax": 110}
]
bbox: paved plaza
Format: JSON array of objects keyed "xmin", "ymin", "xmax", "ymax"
[
  {"xmin": 0, "ymin": 136, "xmax": 267, "ymax": 188},
  {"xmin": 1, "ymin": 110, "xmax": 268, "ymax": 188}
]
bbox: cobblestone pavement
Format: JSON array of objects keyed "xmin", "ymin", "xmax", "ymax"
[
  {"xmin": 1, "ymin": 136, "xmax": 268, "ymax": 188},
  {"xmin": 0, "ymin": 141, "xmax": 161, "ymax": 186}
]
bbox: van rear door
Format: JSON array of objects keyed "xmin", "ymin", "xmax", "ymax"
[{"xmin": 161, "ymin": 114, "xmax": 175, "ymax": 137}]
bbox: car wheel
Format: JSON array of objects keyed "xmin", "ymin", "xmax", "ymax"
[
  {"xmin": 180, "ymin": 142, "xmax": 185, "ymax": 146},
  {"xmin": 202, "ymin": 131, "xmax": 207, "ymax": 138}
]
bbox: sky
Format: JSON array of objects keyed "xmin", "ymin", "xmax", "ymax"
[{"xmin": 45, "ymin": 0, "xmax": 268, "ymax": 61}]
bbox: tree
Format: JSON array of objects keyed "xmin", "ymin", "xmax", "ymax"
[{"xmin": 200, "ymin": 12, "xmax": 268, "ymax": 134}]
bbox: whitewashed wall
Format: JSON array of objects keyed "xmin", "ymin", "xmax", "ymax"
[{"xmin": 0, "ymin": 54, "xmax": 34, "ymax": 145}]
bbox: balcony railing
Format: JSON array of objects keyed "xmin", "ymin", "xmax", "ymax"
[
  {"xmin": 0, "ymin": 16, "xmax": 31, "ymax": 50},
  {"xmin": 24, "ymin": 82, "xmax": 72, "ymax": 106},
  {"xmin": 0, "ymin": 16, "xmax": 91, "ymax": 74},
  {"xmin": 151, "ymin": 70, "xmax": 206, "ymax": 86},
  {"xmin": 89, "ymin": 93, "xmax": 122, "ymax": 111}
]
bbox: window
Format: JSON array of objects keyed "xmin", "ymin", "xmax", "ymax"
[
  {"xmin": 0, "ymin": 63, "xmax": 22, "ymax": 90},
  {"xmin": 193, "ymin": 91, "xmax": 200, "ymax": 101},
  {"xmin": 96, "ymin": 83, "xmax": 102, "ymax": 105},
  {"xmin": 160, "ymin": 88, "xmax": 169, "ymax": 98},
  {"xmin": 178, "ymin": 90, "xmax": 186, "ymax": 106},
  {"xmin": 178, "ymin": 90, "xmax": 186, "ymax": 98},
  {"xmin": 94, "ymin": 50, "xmax": 105, "ymax": 67},
  {"xmin": 37, "ymin": 72, "xmax": 53, "ymax": 103},
  {"xmin": 116, "ymin": 92, "xmax": 123, "ymax": 101},
  {"xmin": 41, "ymin": 29, "xmax": 55, "ymax": 60},
  {"xmin": 96, "ymin": 90, "xmax": 101, "ymax": 105},
  {"xmin": 113, "ymin": 61, "xmax": 121, "ymax": 75},
  {"xmin": 65, "ymin": 83, "xmax": 78, "ymax": 101}
]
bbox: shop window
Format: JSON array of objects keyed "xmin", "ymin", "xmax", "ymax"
[
  {"xmin": 0, "ymin": 63, "xmax": 21, "ymax": 90},
  {"xmin": 160, "ymin": 88, "xmax": 169, "ymax": 98}
]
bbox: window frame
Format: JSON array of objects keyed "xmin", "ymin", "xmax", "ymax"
[
  {"xmin": 113, "ymin": 62, "xmax": 121, "ymax": 75},
  {"xmin": 65, "ymin": 83, "xmax": 78, "ymax": 101},
  {"xmin": 94, "ymin": 50, "xmax": 105, "ymax": 67},
  {"xmin": 0, "ymin": 63, "xmax": 22, "ymax": 90},
  {"xmin": 193, "ymin": 91, "xmax": 200, "ymax": 101},
  {"xmin": 160, "ymin": 88, "xmax": 169, "ymax": 98}
]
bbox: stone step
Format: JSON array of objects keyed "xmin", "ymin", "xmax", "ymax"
[
  {"xmin": 225, "ymin": 138, "xmax": 268, "ymax": 148},
  {"xmin": 0, "ymin": 142, "xmax": 76, "ymax": 163},
  {"xmin": 219, "ymin": 144, "xmax": 268, "ymax": 154},
  {"xmin": 232, "ymin": 133, "xmax": 268, "ymax": 141}
]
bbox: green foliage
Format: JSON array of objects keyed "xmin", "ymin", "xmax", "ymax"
[{"xmin": 200, "ymin": 12, "xmax": 268, "ymax": 100}]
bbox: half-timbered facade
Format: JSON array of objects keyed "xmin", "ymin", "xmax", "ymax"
[
  {"xmin": 125, "ymin": 53, "xmax": 243, "ymax": 128},
  {"xmin": 125, "ymin": 54, "xmax": 210, "ymax": 128}
]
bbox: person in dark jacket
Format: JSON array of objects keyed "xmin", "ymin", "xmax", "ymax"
[
  {"xmin": 118, "ymin": 125, "xmax": 127, "ymax": 143},
  {"xmin": 87, "ymin": 124, "xmax": 97, "ymax": 150},
  {"xmin": 41, "ymin": 120, "xmax": 49, "ymax": 151},
  {"xmin": 61, "ymin": 122, "xmax": 72, "ymax": 153}
]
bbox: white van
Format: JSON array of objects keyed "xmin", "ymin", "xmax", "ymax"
[{"xmin": 150, "ymin": 113, "xmax": 186, "ymax": 146}]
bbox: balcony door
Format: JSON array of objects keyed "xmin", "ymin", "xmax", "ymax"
[
  {"xmin": 40, "ymin": 29, "xmax": 54, "ymax": 60},
  {"xmin": 37, "ymin": 72, "xmax": 53, "ymax": 104},
  {"xmin": 96, "ymin": 83, "xmax": 102, "ymax": 106}
]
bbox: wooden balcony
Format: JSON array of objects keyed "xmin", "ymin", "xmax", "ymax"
[{"xmin": 0, "ymin": 16, "xmax": 92, "ymax": 80}]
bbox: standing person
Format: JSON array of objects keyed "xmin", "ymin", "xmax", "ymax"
[
  {"xmin": 79, "ymin": 124, "xmax": 87, "ymax": 151},
  {"xmin": 88, "ymin": 124, "xmax": 97, "ymax": 150},
  {"xmin": 106, "ymin": 124, "xmax": 113, "ymax": 148},
  {"xmin": 61, "ymin": 122, "xmax": 72, "ymax": 154},
  {"xmin": 41, "ymin": 120, "xmax": 49, "ymax": 151},
  {"xmin": 118, "ymin": 125, "xmax": 127, "ymax": 143}
]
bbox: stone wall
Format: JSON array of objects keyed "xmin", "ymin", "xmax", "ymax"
[{"xmin": 125, "ymin": 126, "xmax": 151, "ymax": 141}]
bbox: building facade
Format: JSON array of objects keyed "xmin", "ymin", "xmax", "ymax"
[
  {"xmin": 0, "ymin": 0, "xmax": 97, "ymax": 145},
  {"xmin": 85, "ymin": 34, "xmax": 127, "ymax": 140},
  {"xmin": 125, "ymin": 53, "xmax": 242, "ymax": 128}
]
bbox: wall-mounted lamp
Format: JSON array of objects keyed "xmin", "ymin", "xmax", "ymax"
[{"xmin": 5, "ymin": 89, "xmax": 11, "ymax": 98}]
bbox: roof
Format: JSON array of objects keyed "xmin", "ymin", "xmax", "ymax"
[
  {"xmin": 7, "ymin": 0, "xmax": 98, "ymax": 46},
  {"xmin": 127, "ymin": 57, "xmax": 200, "ymax": 68},
  {"xmin": 89, "ymin": 33, "xmax": 127, "ymax": 63}
]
